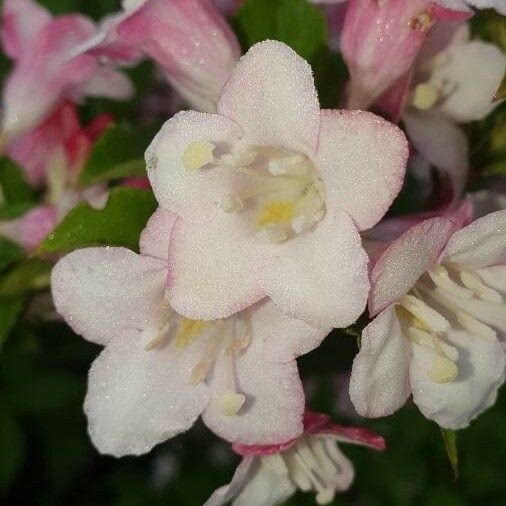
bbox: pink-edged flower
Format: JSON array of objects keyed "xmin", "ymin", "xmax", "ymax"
[
  {"xmin": 379, "ymin": 22, "xmax": 505, "ymax": 194},
  {"xmin": 51, "ymin": 209, "xmax": 331, "ymax": 456},
  {"xmin": 102, "ymin": 0, "xmax": 241, "ymax": 113},
  {"xmin": 146, "ymin": 41, "xmax": 408, "ymax": 329},
  {"xmin": 205, "ymin": 411, "xmax": 385, "ymax": 506},
  {"xmin": 340, "ymin": 0, "xmax": 473, "ymax": 110},
  {"xmin": 437, "ymin": 0, "xmax": 506, "ymax": 15},
  {"xmin": 0, "ymin": 0, "xmax": 133, "ymax": 139},
  {"xmin": 350, "ymin": 203, "xmax": 506, "ymax": 429}
]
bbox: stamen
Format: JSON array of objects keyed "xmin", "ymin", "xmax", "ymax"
[
  {"xmin": 399, "ymin": 294, "xmax": 451, "ymax": 335},
  {"xmin": 182, "ymin": 141, "xmax": 215, "ymax": 171},
  {"xmin": 190, "ymin": 359, "xmax": 211, "ymax": 385},
  {"xmin": 406, "ymin": 327, "xmax": 459, "ymax": 361},
  {"xmin": 429, "ymin": 354, "xmax": 458, "ymax": 383},
  {"xmin": 144, "ymin": 320, "xmax": 173, "ymax": 351},
  {"xmin": 456, "ymin": 311, "xmax": 497, "ymax": 340},
  {"xmin": 428, "ymin": 266, "xmax": 473, "ymax": 300},
  {"xmin": 255, "ymin": 224, "xmax": 288, "ymax": 243},
  {"xmin": 261, "ymin": 454, "xmax": 289, "ymax": 476},
  {"xmin": 256, "ymin": 200, "xmax": 296, "ymax": 228},
  {"xmin": 216, "ymin": 390, "xmax": 246, "ymax": 416},
  {"xmin": 459, "ymin": 270, "xmax": 502, "ymax": 303},
  {"xmin": 174, "ymin": 319, "xmax": 207, "ymax": 349},
  {"xmin": 267, "ymin": 154, "xmax": 305, "ymax": 176},
  {"xmin": 412, "ymin": 82, "xmax": 439, "ymax": 110},
  {"xmin": 220, "ymin": 149, "xmax": 257, "ymax": 167}
]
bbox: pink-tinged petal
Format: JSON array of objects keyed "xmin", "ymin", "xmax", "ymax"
[
  {"xmin": 217, "ymin": 40, "xmax": 320, "ymax": 154},
  {"xmin": 139, "ymin": 208, "xmax": 177, "ymax": 260},
  {"xmin": 376, "ymin": 71, "xmax": 413, "ymax": 123},
  {"xmin": 262, "ymin": 209, "xmax": 369, "ymax": 329},
  {"xmin": 0, "ymin": 205, "xmax": 57, "ymax": 252},
  {"xmin": 403, "ymin": 111, "xmax": 469, "ymax": 195},
  {"xmin": 219, "ymin": 461, "xmax": 295, "ymax": 506},
  {"xmin": 410, "ymin": 329, "xmax": 506, "ymax": 429},
  {"xmin": 84, "ymin": 330, "xmax": 210, "ymax": 456},
  {"xmin": 417, "ymin": 20, "xmax": 469, "ymax": 62},
  {"xmin": 204, "ymin": 457, "xmax": 257, "ymax": 506},
  {"xmin": 315, "ymin": 423, "xmax": 386, "ymax": 451},
  {"xmin": 315, "ymin": 110, "xmax": 408, "ymax": 231},
  {"xmin": 432, "ymin": 4, "xmax": 474, "ymax": 20},
  {"xmin": 202, "ymin": 335, "xmax": 305, "ymax": 445},
  {"xmin": 349, "ymin": 307, "xmax": 412, "ymax": 418},
  {"xmin": 117, "ymin": 0, "xmax": 240, "ymax": 112},
  {"xmin": 433, "ymin": 41, "xmax": 506, "ymax": 122},
  {"xmin": 444, "ymin": 210, "xmax": 506, "ymax": 268},
  {"xmin": 146, "ymin": 110, "xmax": 243, "ymax": 222},
  {"xmin": 233, "ymin": 437, "xmax": 298, "ymax": 458},
  {"xmin": 1, "ymin": 0, "xmax": 51, "ymax": 60},
  {"xmin": 80, "ymin": 66, "xmax": 134, "ymax": 100},
  {"xmin": 167, "ymin": 213, "xmax": 265, "ymax": 320},
  {"xmin": 51, "ymin": 248, "xmax": 168, "ymax": 345},
  {"xmin": 255, "ymin": 301, "xmax": 330, "ymax": 364},
  {"xmin": 369, "ymin": 217, "xmax": 457, "ymax": 316}
]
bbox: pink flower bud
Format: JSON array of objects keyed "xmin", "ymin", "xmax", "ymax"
[{"xmin": 116, "ymin": 0, "xmax": 241, "ymax": 112}]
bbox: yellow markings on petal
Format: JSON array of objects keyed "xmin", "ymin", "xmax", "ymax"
[
  {"xmin": 429, "ymin": 355, "xmax": 458, "ymax": 383},
  {"xmin": 412, "ymin": 83, "xmax": 439, "ymax": 110},
  {"xmin": 174, "ymin": 319, "xmax": 208, "ymax": 349},
  {"xmin": 216, "ymin": 390, "xmax": 246, "ymax": 417},
  {"xmin": 256, "ymin": 200, "xmax": 296, "ymax": 228},
  {"xmin": 182, "ymin": 141, "xmax": 215, "ymax": 171}
]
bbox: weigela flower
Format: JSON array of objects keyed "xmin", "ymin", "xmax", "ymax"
[
  {"xmin": 437, "ymin": 0, "xmax": 506, "ymax": 15},
  {"xmin": 350, "ymin": 203, "xmax": 506, "ymax": 429},
  {"xmin": 0, "ymin": 0, "xmax": 133, "ymax": 139},
  {"xmin": 104, "ymin": 0, "xmax": 241, "ymax": 113},
  {"xmin": 146, "ymin": 40, "xmax": 408, "ymax": 329},
  {"xmin": 205, "ymin": 411, "xmax": 385, "ymax": 506},
  {"xmin": 379, "ymin": 22, "xmax": 505, "ymax": 194},
  {"xmin": 51, "ymin": 209, "xmax": 331, "ymax": 456}
]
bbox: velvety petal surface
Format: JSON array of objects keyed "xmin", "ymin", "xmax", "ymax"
[
  {"xmin": 85, "ymin": 330, "xmax": 210, "ymax": 456},
  {"xmin": 315, "ymin": 110, "xmax": 408, "ymax": 231},
  {"xmin": 410, "ymin": 330, "xmax": 506, "ymax": 429},
  {"xmin": 146, "ymin": 111, "xmax": 243, "ymax": 222},
  {"xmin": 369, "ymin": 217, "xmax": 456, "ymax": 316},
  {"xmin": 349, "ymin": 308, "xmax": 412, "ymax": 418},
  {"xmin": 261, "ymin": 209, "xmax": 369, "ymax": 329},
  {"xmin": 51, "ymin": 247, "xmax": 167, "ymax": 345},
  {"xmin": 217, "ymin": 40, "xmax": 320, "ymax": 154}
]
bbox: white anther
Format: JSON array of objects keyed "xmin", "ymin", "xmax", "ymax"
[
  {"xmin": 456, "ymin": 311, "xmax": 497, "ymax": 340},
  {"xmin": 428, "ymin": 265, "xmax": 473, "ymax": 299},
  {"xmin": 221, "ymin": 193, "xmax": 244, "ymax": 213},
  {"xmin": 400, "ymin": 294, "xmax": 451, "ymax": 335},
  {"xmin": 316, "ymin": 489, "xmax": 335, "ymax": 505},
  {"xmin": 220, "ymin": 149, "xmax": 257, "ymax": 167},
  {"xmin": 459, "ymin": 270, "xmax": 503, "ymax": 303},
  {"xmin": 255, "ymin": 225, "xmax": 288, "ymax": 243},
  {"xmin": 267, "ymin": 155, "xmax": 305, "ymax": 176},
  {"xmin": 216, "ymin": 390, "xmax": 246, "ymax": 416}
]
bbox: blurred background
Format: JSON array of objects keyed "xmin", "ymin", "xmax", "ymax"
[{"xmin": 1, "ymin": 1, "xmax": 505, "ymax": 505}]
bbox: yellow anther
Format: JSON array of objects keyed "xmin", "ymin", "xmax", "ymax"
[
  {"xmin": 410, "ymin": 10, "xmax": 435, "ymax": 31},
  {"xmin": 174, "ymin": 319, "xmax": 207, "ymax": 349},
  {"xmin": 256, "ymin": 200, "xmax": 296, "ymax": 228},
  {"xmin": 216, "ymin": 390, "xmax": 246, "ymax": 416},
  {"xmin": 182, "ymin": 141, "xmax": 215, "ymax": 171},
  {"xmin": 412, "ymin": 83, "xmax": 439, "ymax": 110},
  {"xmin": 429, "ymin": 355, "xmax": 458, "ymax": 383}
]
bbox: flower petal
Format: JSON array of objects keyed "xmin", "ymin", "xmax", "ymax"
[
  {"xmin": 51, "ymin": 247, "xmax": 167, "ymax": 345},
  {"xmin": 410, "ymin": 330, "xmax": 506, "ymax": 429},
  {"xmin": 167, "ymin": 213, "xmax": 265, "ymax": 320},
  {"xmin": 349, "ymin": 307, "xmax": 412, "ymax": 418},
  {"xmin": 85, "ymin": 330, "xmax": 209, "ymax": 456},
  {"xmin": 315, "ymin": 110, "xmax": 408, "ymax": 231},
  {"xmin": 437, "ymin": 0, "xmax": 506, "ymax": 17},
  {"xmin": 80, "ymin": 66, "xmax": 134, "ymax": 100},
  {"xmin": 139, "ymin": 208, "xmax": 177, "ymax": 260},
  {"xmin": 261, "ymin": 209, "xmax": 369, "ymax": 329},
  {"xmin": 202, "ymin": 333, "xmax": 305, "ymax": 445},
  {"xmin": 1, "ymin": 0, "xmax": 51, "ymax": 60},
  {"xmin": 403, "ymin": 111, "xmax": 469, "ymax": 195},
  {"xmin": 255, "ymin": 300, "xmax": 330, "ymax": 364},
  {"xmin": 477, "ymin": 266, "xmax": 506, "ymax": 293},
  {"xmin": 369, "ymin": 217, "xmax": 456, "ymax": 316},
  {"xmin": 146, "ymin": 110, "xmax": 243, "ymax": 222},
  {"xmin": 444, "ymin": 210, "xmax": 506, "ymax": 268},
  {"xmin": 217, "ymin": 40, "xmax": 320, "ymax": 154}
]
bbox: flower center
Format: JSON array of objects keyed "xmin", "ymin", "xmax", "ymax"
[
  {"xmin": 261, "ymin": 436, "xmax": 345, "ymax": 505},
  {"xmin": 144, "ymin": 307, "xmax": 252, "ymax": 417},
  {"xmin": 396, "ymin": 264, "xmax": 504, "ymax": 383},
  {"xmin": 183, "ymin": 141, "xmax": 325, "ymax": 243}
]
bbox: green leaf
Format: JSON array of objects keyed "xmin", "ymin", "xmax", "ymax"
[
  {"xmin": 37, "ymin": 187, "xmax": 157, "ymax": 254},
  {"xmin": 233, "ymin": 0, "xmax": 327, "ymax": 61},
  {"xmin": 0, "ymin": 238, "xmax": 24, "ymax": 273},
  {"xmin": 472, "ymin": 10, "xmax": 506, "ymax": 53},
  {"xmin": 78, "ymin": 125, "xmax": 148, "ymax": 186},
  {"xmin": 0, "ymin": 411, "xmax": 24, "ymax": 495},
  {"xmin": 441, "ymin": 428, "xmax": 459, "ymax": 480},
  {"xmin": 0, "ymin": 259, "xmax": 52, "ymax": 297},
  {"xmin": 0, "ymin": 297, "xmax": 24, "ymax": 349},
  {"xmin": 0, "ymin": 158, "xmax": 35, "ymax": 219}
]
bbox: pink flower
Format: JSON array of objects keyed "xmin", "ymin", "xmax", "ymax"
[
  {"xmin": 437, "ymin": 0, "xmax": 506, "ymax": 14},
  {"xmin": 205, "ymin": 411, "xmax": 385, "ymax": 506},
  {"xmin": 51, "ymin": 209, "xmax": 331, "ymax": 456},
  {"xmin": 350, "ymin": 205, "xmax": 506, "ymax": 429},
  {"xmin": 147, "ymin": 41, "xmax": 408, "ymax": 329},
  {"xmin": 0, "ymin": 0, "xmax": 133, "ymax": 139},
  {"xmin": 110, "ymin": 0, "xmax": 241, "ymax": 112},
  {"xmin": 340, "ymin": 0, "xmax": 470, "ymax": 109}
]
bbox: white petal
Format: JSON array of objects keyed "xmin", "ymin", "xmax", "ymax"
[
  {"xmin": 477, "ymin": 266, "xmax": 506, "ymax": 294},
  {"xmin": 350, "ymin": 308, "xmax": 412, "ymax": 418},
  {"xmin": 410, "ymin": 330, "xmax": 506, "ymax": 429},
  {"xmin": 139, "ymin": 208, "xmax": 177, "ymax": 260}
]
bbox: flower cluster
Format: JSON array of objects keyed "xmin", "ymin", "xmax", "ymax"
[{"xmin": 1, "ymin": 0, "xmax": 505, "ymax": 504}]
